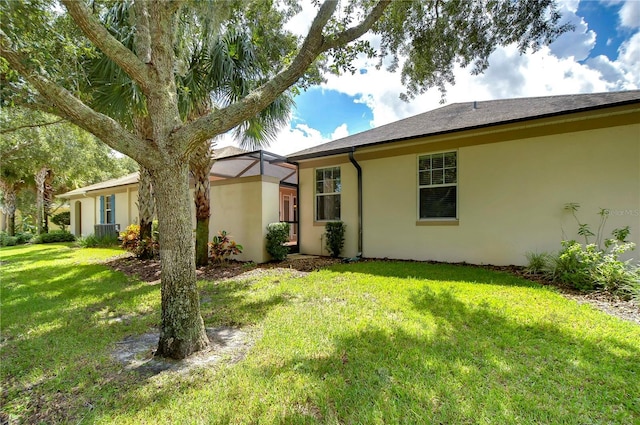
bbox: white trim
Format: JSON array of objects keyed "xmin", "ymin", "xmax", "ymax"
[
  {"xmin": 417, "ymin": 150, "xmax": 458, "ymax": 220},
  {"xmin": 315, "ymin": 166, "xmax": 342, "ymax": 221}
]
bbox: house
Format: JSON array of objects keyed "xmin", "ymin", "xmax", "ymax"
[
  {"xmin": 58, "ymin": 147, "xmax": 299, "ymax": 263},
  {"xmin": 59, "ymin": 91, "xmax": 639, "ymax": 266},
  {"xmin": 288, "ymin": 90, "xmax": 640, "ymax": 266}
]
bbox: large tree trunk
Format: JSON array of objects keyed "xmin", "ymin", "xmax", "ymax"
[
  {"xmin": 152, "ymin": 161, "xmax": 209, "ymax": 359},
  {"xmin": 43, "ymin": 169, "xmax": 55, "ymax": 234},
  {"xmin": 35, "ymin": 167, "xmax": 49, "ymax": 234},
  {"xmin": 1, "ymin": 183, "xmax": 17, "ymax": 236},
  {"xmin": 190, "ymin": 142, "xmax": 215, "ymax": 267}
]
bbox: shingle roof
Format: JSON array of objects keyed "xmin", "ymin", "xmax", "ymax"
[
  {"xmin": 57, "ymin": 172, "xmax": 139, "ymax": 198},
  {"xmin": 213, "ymin": 145, "xmax": 248, "ymax": 159},
  {"xmin": 56, "ymin": 146, "xmax": 297, "ymax": 198},
  {"xmin": 288, "ymin": 90, "xmax": 640, "ymax": 160}
]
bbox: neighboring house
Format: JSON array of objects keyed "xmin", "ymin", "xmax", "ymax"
[
  {"xmin": 288, "ymin": 90, "xmax": 640, "ymax": 266},
  {"xmin": 58, "ymin": 147, "xmax": 298, "ymax": 263}
]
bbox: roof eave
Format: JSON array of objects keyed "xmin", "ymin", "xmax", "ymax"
[{"xmin": 288, "ymin": 96, "xmax": 640, "ymax": 161}]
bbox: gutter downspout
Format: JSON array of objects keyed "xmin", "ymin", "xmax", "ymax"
[{"xmin": 348, "ymin": 148, "xmax": 363, "ymax": 257}]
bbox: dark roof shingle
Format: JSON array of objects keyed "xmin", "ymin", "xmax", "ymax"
[{"xmin": 288, "ymin": 90, "xmax": 640, "ymax": 160}]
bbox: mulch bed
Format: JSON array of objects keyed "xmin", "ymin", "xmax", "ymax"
[
  {"xmin": 105, "ymin": 254, "xmax": 343, "ymax": 284},
  {"xmin": 105, "ymin": 254, "xmax": 639, "ymax": 325}
]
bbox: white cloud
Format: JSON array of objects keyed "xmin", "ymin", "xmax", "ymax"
[
  {"xmin": 549, "ymin": 2, "xmax": 597, "ymax": 61},
  {"xmin": 217, "ymin": 121, "xmax": 347, "ymax": 156},
  {"xmin": 617, "ymin": 31, "xmax": 640, "ymax": 72},
  {"xmin": 619, "ymin": 0, "xmax": 640, "ymax": 28},
  {"xmin": 225, "ymin": 0, "xmax": 640, "ymax": 157},
  {"xmin": 330, "ymin": 123, "xmax": 349, "ymax": 140},
  {"xmin": 584, "ymin": 30, "xmax": 640, "ymax": 89}
]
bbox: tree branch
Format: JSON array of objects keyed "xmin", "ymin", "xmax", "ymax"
[
  {"xmin": 321, "ymin": 0, "xmax": 391, "ymax": 50},
  {"xmin": 61, "ymin": 0, "xmax": 151, "ymax": 92},
  {"xmin": 172, "ymin": 0, "xmax": 341, "ymax": 155},
  {"xmin": 0, "ymin": 119, "xmax": 65, "ymax": 134},
  {"xmin": 0, "ymin": 30, "xmax": 155, "ymax": 168}
]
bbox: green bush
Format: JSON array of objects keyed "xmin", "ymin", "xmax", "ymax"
[
  {"xmin": 1, "ymin": 233, "xmax": 17, "ymax": 246},
  {"xmin": 0, "ymin": 232, "xmax": 33, "ymax": 247},
  {"xmin": 527, "ymin": 241, "xmax": 639, "ymax": 301},
  {"xmin": 551, "ymin": 241, "xmax": 603, "ymax": 291},
  {"xmin": 266, "ymin": 222, "xmax": 290, "ymax": 261},
  {"xmin": 32, "ymin": 230, "xmax": 76, "ymax": 244},
  {"xmin": 78, "ymin": 234, "xmax": 99, "ymax": 248},
  {"xmin": 16, "ymin": 233, "xmax": 33, "ymax": 244},
  {"xmin": 51, "ymin": 211, "xmax": 71, "ymax": 231},
  {"xmin": 325, "ymin": 221, "xmax": 346, "ymax": 258}
]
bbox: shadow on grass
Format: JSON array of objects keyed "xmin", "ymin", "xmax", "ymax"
[
  {"xmin": 200, "ymin": 280, "xmax": 290, "ymax": 327},
  {"xmin": 266, "ymin": 285, "xmax": 640, "ymax": 424},
  {"xmin": 1, "ymin": 246, "xmax": 161, "ymax": 424},
  {"xmin": 328, "ymin": 260, "xmax": 540, "ymax": 288},
  {"xmin": 0, "ymin": 244, "xmax": 77, "ymax": 267},
  {"xmin": 2, "ymin": 261, "xmax": 149, "ymax": 336}
]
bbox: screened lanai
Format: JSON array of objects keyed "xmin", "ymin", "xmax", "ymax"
[
  {"xmin": 211, "ymin": 148, "xmax": 298, "ymax": 185},
  {"xmin": 209, "ymin": 148, "xmax": 299, "ymax": 252}
]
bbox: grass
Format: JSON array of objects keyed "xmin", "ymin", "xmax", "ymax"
[{"xmin": 1, "ymin": 245, "xmax": 639, "ymax": 424}]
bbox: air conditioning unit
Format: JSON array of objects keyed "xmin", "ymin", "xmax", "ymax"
[{"xmin": 94, "ymin": 223, "xmax": 120, "ymax": 238}]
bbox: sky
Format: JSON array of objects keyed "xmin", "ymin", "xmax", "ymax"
[{"xmin": 221, "ymin": 0, "xmax": 640, "ymax": 156}]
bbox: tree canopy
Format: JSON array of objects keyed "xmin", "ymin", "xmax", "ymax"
[
  {"xmin": 0, "ymin": 0, "xmax": 571, "ymax": 359},
  {"xmin": 0, "ymin": 107, "xmax": 137, "ymax": 234}
]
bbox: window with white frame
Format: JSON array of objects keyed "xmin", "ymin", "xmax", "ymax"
[
  {"xmin": 418, "ymin": 151, "xmax": 457, "ymax": 219},
  {"xmin": 105, "ymin": 195, "xmax": 113, "ymax": 224},
  {"xmin": 99, "ymin": 194, "xmax": 116, "ymax": 224},
  {"xmin": 315, "ymin": 166, "xmax": 341, "ymax": 221}
]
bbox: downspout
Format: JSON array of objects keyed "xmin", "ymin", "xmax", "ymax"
[
  {"xmin": 348, "ymin": 148, "xmax": 363, "ymax": 257},
  {"xmin": 259, "ymin": 150, "xmax": 265, "ymax": 175}
]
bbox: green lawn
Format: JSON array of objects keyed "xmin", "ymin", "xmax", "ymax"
[{"xmin": 1, "ymin": 244, "xmax": 639, "ymax": 424}]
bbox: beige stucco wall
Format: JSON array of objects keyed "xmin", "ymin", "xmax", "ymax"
[
  {"xmin": 298, "ymin": 159, "xmax": 360, "ymax": 257},
  {"xmin": 68, "ymin": 197, "xmax": 96, "ymax": 238},
  {"xmin": 298, "ymin": 122, "xmax": 640, "ymax": 265},
  {"xmin": 210, "ymin": 175, "xmax": 281, "ymax": 263},
  {"xmin": 67, "ymin": 186, "xmax": 140, "ymax": 237}
]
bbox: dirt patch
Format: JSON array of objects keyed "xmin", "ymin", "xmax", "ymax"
[{"xmin": 112, "ymin": 326, "xmax": 251, "ymax": 376}]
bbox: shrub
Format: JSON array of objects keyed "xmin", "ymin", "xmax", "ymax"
[
  {"xmin": 550, "ymin": 241, "xmax": 603, "ymax": 291},
  {"xmin": 78, "ymin": 234, "xmax": 99, "ymax": 248},
  {"xmin": 120, "ymin": 224, "xmax": 158, "ymax": 259},
  {"xmin": 120, "ymin": 224, "xmax": 141, "ymax": 251},
  {"xmin": 78, "ymin": 233, "xmax": 119, "ymax": 248},
  {"xmin": 592, "ymin": 242, "xmax": 639, "ymax": 299},
  {"xmin": 524, "ymin": 252, "xmax": 551, "ymax": 275},
  {"xmin": 51, "ymin": 211, "xmax": 71, "ymax": 231},
  {"xmin": 1, "ymin": 233, "xmax": 18, "ymax": 247},
  {"xmin": 16, "ymin": 233, "xmax": 33, "ymax": 244},
  {"xmin": 209, "ymin": 230, "xmax": 243, "ymax": 264},
  {"xmin": 266, "ymin": 222, "xmax": 290, "ymax": 261},
  {"xmin": 0, "ymin": 232, "xmax": 33, "ymax": 247},
  {"xmin": 32, "ymin": 230, "xmax": 76, "ymax": 244},
  {"xmin": 325, "ymin": 221, "xmax": 346, "ymax": 258},
  {"xmin": 530, "ymin": 240, "xmax": 640, "ymax": 301}
]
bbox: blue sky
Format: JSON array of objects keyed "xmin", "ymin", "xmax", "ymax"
[{"xmin": 222, "ymin": 0, "xmax": 639, "ymax": 155}]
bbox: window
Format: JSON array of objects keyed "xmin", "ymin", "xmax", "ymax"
[
  {"xmin": 418, "ymin": 151, "xmax": 457, "ymax": 219},
  {"xmin": 105, "ymin": 195, "xmax": 113, "ymax": 224},
  {"xmin": 315, "ymin": 167, "xmax": 341, "ymax": 221},
  {"xmin": 99, "ymin": 194, "xmax": 116, "ymax": 224}
]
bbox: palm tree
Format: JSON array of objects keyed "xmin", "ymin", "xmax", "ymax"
[{"xmin": 86, "ymin": 4, "xmax": 294, "ymax": 265}]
